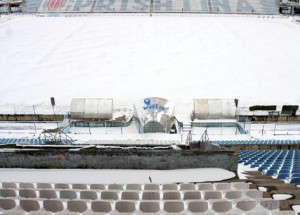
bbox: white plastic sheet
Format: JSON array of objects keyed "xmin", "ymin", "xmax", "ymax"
[
  {"xmin": 70, "ymin": 98, "xmax": 113, "ymax": 120},
  {"xmin": 194, "ymin": 99, "xmax": 236, "ymax": 119}
]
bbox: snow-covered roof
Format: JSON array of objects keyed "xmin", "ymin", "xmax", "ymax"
[
  {"xmin": 193, "ymin": 99, "xmax": 236, "ymax": 120},
  {"xmin": 70, "ymin": 98, "xmax": 113, "ymax": 120},
  {"xmin": 134, "ymin": 97, "xmax": 175, "ymax": 133}
]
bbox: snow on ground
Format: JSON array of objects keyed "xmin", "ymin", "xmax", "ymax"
[
  {"xmin": 292, "ymin": 205, "xmax": 300, "ymax": 214},
  {"xmin": 0, "ymin": 14, "xmax": 299, "ymax": 195},
  {"xmin": 0, "ymin": 168, "xmax": 235, "ymax": 184},
  {"xmin": 272, "ymin": 194, "xmax": 293, "ymax": 200},
  {"xmin": 237, "ymin": 163, "xmax": 255, "ymax": 179},
  {"xmin": 0, "ymin": 161, "xmax": 257, "ymax": 185},
  {"xmin": 0, "ymin": 14, "xmax": 299, "ymax": 115},
  {"xmin": 246, "ymin": 122, "xmax": 300, "ymax": 137},
  {"xmin": 1, "ymin": 120, "xmax": 300, "ymax": 142}
]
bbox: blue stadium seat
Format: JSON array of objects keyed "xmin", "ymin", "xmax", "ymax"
[
  {"xmin": 291, "ymin": 173, "xmax": 300, "ymax": 178},
  {"xmin": 250, "ymin": 163, "xmax": 261, "ymax": 168},
  {"xmin": 279, "ymin": 169, "xmax": 290, "ymax": 174},
  {"xmin": 290, "ymin": 177, "xmax": 300, "ymax": 185},
  {"xmin": 277, "ymin": 173, "xmax": 290, "ymax": 180},
  {"xmin": 265, "ymin": 169, "xmax": 278, "ymax": 176}
]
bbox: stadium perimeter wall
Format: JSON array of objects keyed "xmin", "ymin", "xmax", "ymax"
[
  {"xmin": 0, "ymin": 114, "xmax": 64, "ymax": 121},
  {"xmin": 0, "ymin": 149, "xmax": 238, "ymax": 171},
  {"xmin": 23, "ymin": 0, "xmax": 279, "ymax": 14}
]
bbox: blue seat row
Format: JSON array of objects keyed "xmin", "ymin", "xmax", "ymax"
[
  {"xmin": 23, "ymin": 0, "xmax": 279, "ymax": 14},
  {"xmin": 0, "ymin": 138, "xmax": 75, "ymax": 145},
  {"xmin": 238, "ymin": 150, "xmax": 300, "ymax": 185},
  {"xmin": 215, "ymin": 140, "xmax": 300, "ymax": 145}
]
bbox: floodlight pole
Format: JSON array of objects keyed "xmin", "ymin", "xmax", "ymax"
[
  {"xmin": 88, "ymin": 122, "xmax": 91, "ymax": 135},
  {"xmin": 52, "ymin": 105, "xmax": 59, "ymax": 128},
  {"xmin": 50, "ymin": 97, "xmax": 61, "ymax": 143},
  {"xmin": 32, "ymin": 105, "xmax": 37, "ymax": 136},
  {"xmin": 258, "ymin": 125, "xmax": 266, "ymax": 136}
]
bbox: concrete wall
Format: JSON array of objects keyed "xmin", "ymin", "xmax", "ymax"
[
  {"xmin": 0, "ymin": 149, "xmax": 238, "ymax": 172},
  {"xmin": 72, "ymin": 119, "xmax": 131, "ymax": 127},
  {"xmin": 0, "ymin": 114, "xmax": 64, "ymax": 121},
  {"xmin": 238, "ymin": 115, "xmax": 300, "ymax": 122}
]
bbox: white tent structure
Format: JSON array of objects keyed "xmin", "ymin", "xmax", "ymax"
[
  {"xmin": 134, "ymin": 97, "xmax": 175, "ymax": 133},
  {"xmin": 70, "ymin": 98, "xmax": 113, "ymax": 120},
  {"xmin": 193, "ymin": 99, "xmax": 237, "ymax": 120}
]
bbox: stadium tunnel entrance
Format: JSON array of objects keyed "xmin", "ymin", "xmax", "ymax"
[{"xmin": 134, "ymin": 97, "xmax": 176, "ymax": 134}]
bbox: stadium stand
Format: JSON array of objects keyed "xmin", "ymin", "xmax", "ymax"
[
  {"xmin": 24, "ymin": 0, "xmax": 43, "ymax": 12},
  {"xmin": 1, "ymin": 138, "xmax": 299, "ymax": 146},
  {"xmin": 211, "ymin": 0, "xmax": 277, "ymax": 14},
  {"xmin": 238, "ymin": 150, "xmax": 300, "ymax": 185},
  {"xmin": 0, "ymin": 137, "xmax": 76, "ymax": 145},
  {"xmin": 0, "ymin": 181, "xmax": 293, "ymax": 214},
  {"xmin": 23, "ymin": 0, "xmax": 278, "ymax": 14},
  {"xmin": 214, "ymin": 139, "xmax": 300, "ymax": 145}
]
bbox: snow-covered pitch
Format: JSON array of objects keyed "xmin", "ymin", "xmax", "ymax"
[{"xmin": 0, "ymin": 14, "xmax": 299, "ymax": 108}]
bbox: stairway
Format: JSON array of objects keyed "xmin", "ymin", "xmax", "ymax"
[{"xmin": 181, "ymin": 122, "xmax": 192, "ymax": 144}]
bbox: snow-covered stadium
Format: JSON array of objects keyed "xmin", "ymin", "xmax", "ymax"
[{"xmin": 0, "ymin": 0, "xmax": 300, "ymax": 213}]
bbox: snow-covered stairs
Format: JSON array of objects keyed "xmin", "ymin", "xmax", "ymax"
[{"xmin": 181, "ymin": 122, "xmax": 192, "ymax": 144}]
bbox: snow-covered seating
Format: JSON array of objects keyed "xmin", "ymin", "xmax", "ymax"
[
  {"xmin": 39, "ymin": 190, "xmax": 57, "ymax": 199},
  {"xmin": 90, "ymin": 183, "xmax": 105, "ymax": 190},
  {"xmin": 144, "ymin": 183, "xmax": 160, "ymax": 190},
  {"xmin": 163, "ymin": 191, "xmax": 181, "ymax": 200},
  {"xmin": 232, "ymin": 182, "xmax": 250, "ymax": 190},
  {"xmin": 203, "ymin": 190, "xmax": 223, "ymax": 200},
  {"xmin": 0, "ymin": 188, "xmax": 17, "ymax": 198},
  {"xmin": 115, "ymin": 200, "xmax": 137, "ymax": 213},
  {"xmin": 211, "ymin": 199, "xmax": 233, "ymax": 213},
  {"xmin": 197, "ymin": 183, "xmax": 214, "ymax": 190},
  {"xmin": 2, "ymin": 182, "xmax": 17, "ymax": 188},
  {"xmin": 20, "ymin": 199, "xmax": 40, "ymax": 212},
  {"xmin": 0, "ymin": 181, "xmax": 295, "ymax": 214},
  {"xmin": 180, "ymin": 183, "xmax": 196, "ymax": 191},
  {"xmin": 72, "ymin": 183, "xmax": 88, "ymax": 190},
  {"xmin": 19, "ymin": 183, "xmax": 34, "ymax": 189},
  {"xmin": 91, "ymin": 200, "xmax": 112, "ymax": 213},
  {"xmin": 108, "ymin": 183, "xmax": 124, "ymax": 190},
  {"xmin": 225, "ymin": 190, "xmax": 243, "ymax": 199},
  {"xmin": 67, "ymin": 200, "xmax": 88, "ymax": 213},
  {"xmin": 245, "ymin": 190, "xmax": 264, "ymax": 199},
  {"xmin": 187, "ymin": 200, "xmax": 209, "ymax": 213},
  {"xmin": 80, "ymin": 190, "xmax": 98, "ymax": 200},
  {"xmin": 37, "ymin": 183, "xmax": 52, "ymax": 189},
  {"xmin": 100, "ymin": 191, "xmax": 118, "ymax": 200},
  {"xmin": 60, "ymin": 190, "xmax": 77, "ymax": 199},
  {"xmin": 183, "ymin": 191, "xmax": 202, "ymax": 200},
  {"xmin": 139, "ymin": 201, "xmax": 160, "ymax": 213},
  {"xmin": 43, "ymin": 199, "xmax": 64, "ymax": 213},
  {"xmin": 54, "ymin": 183, "xmax": 70, "ymax": 189},
  {"xmin": 0, "ymin": 198, "xmax": 16, "ymax": 210},
  {"xmin": 236, "ymin": 199, "xmax": 258, "ymax": 211},
  {"xmin": 126, "ymin": 184, "xmax": 142, "ymax": 190},
  {"xmin": 142, "ymin": 191, "xmax": 161, "ymax": 200},
  {"xmin": 121, "ymin": 191, "xmax": 140, "ymax": 200},
  {"xmin": 19, "ymin": 189, "xmax": 37, "ymax": 198},
  {"xmin": 214, "ymin": 182, "xmax": 232, "ymax": 190},
  {"xmin": 162, "ymin": 184, "xmax": 178, "ymax": 190},
  {"xmin": 163, "ymin": 200, "xmax": 185, "ymax": 213}
]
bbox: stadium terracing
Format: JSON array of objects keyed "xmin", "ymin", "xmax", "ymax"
[
  {"xmin": 1, "ymin": 3, "xmax": 300, "ymax": 213},
  {"xmin": 21, "ymin": 0, "xmax": 279, "ymax": 14}
]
